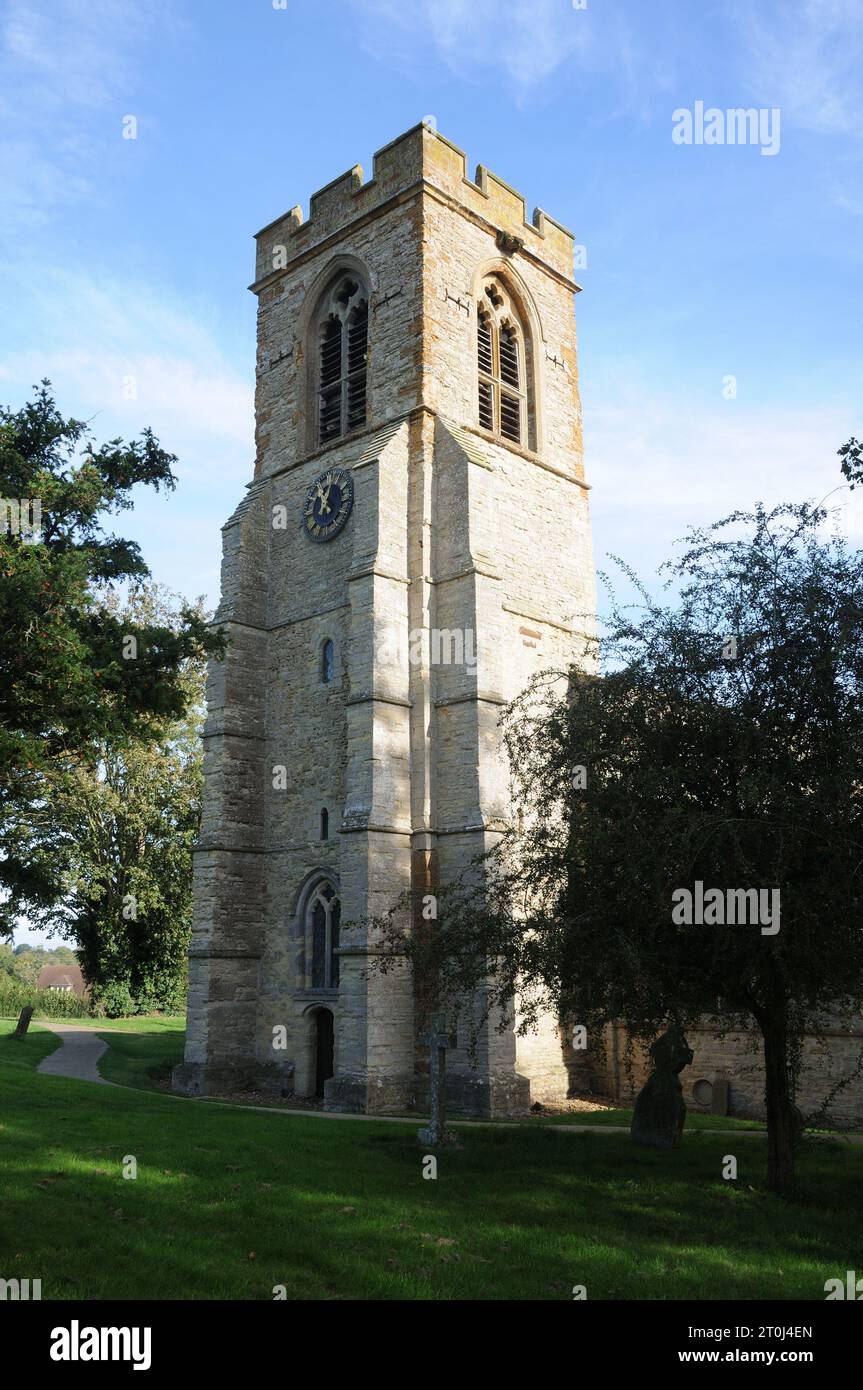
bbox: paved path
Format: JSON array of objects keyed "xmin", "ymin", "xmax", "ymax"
[{"xmin": 36, "ymin": 1022, "xmax": 110, "ymax": 1084}]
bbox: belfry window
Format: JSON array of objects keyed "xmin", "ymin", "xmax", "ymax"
[
  {"xmin": 316, "ymin": 275, "xmax": 369, "ymax": 445},
  {"xmin": 309, "ymin": 882, "xmax": 340, "ymax": 989},
  {"xmin": 476, "ymin": 279, "xmax": 529, "ymax": 446}
]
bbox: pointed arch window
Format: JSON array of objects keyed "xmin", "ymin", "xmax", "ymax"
[
  {"xmin": 477, "ymin": 279, "xmax": 529, "ymax": 446},
  {"xmin": 309, "ymin": 882, "xmax": 340, "ymax": 989},
  {"xmin": 316, "ymin": 275, "xmax": 369, "ymax": 444}
]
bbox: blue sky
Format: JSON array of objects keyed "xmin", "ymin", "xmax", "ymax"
[
  {"xmin": 2, "ymin": 0, "xmax": 861, "ymax": 946},
  {"xmin": 1, "ymin": 0, "xmax": 861, "ymax": 608}
]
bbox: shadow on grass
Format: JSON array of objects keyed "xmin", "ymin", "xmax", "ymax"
[{"xmin": 1, "ymin": 1064, "xmax": 860, "ymax": 1301}]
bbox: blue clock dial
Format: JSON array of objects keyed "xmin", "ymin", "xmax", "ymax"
[{"xmin": 303, "ymin": 467, "xmax": 354, "ymax": 542}]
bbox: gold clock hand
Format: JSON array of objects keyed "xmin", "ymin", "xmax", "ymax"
[{"xmin": 315, "ymin": 482, "xmax": 332, "ymax": 515}]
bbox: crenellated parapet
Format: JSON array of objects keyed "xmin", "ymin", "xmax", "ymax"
[{"xmin": 252, "ymin": 123, "xmax": 577, "ymax": 290}]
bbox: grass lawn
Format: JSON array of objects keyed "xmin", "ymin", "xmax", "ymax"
[
  {"xmin": 0, "ymin": 1019, "xmax": 63, "ymax": 1070},
  {"xmin": 534, "ymin": 1107, "xmax": 765, "ymax": 1132},
  {"xmin": 94, "ymin": 1017, "xmax": 186, "ymax": 1090},
  {"xmin": 1, "ymin": 1018, "xmax": 861, "ymax": 1300}
]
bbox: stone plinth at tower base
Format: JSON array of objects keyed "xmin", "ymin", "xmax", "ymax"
[
  {"xmin": 172, "ymin": 1060, "xmax": 258, "ymax": 1098},
  {"xmin": 322, "ymin": 1069, "xmax": 531, "ymax": 1117},
  {"xmin": 324, "ymin": 1071, "xmax": 415, "ymax": 1115},
  {"xmin": 443, "ymin": 1070, "xmax": 531, "ymax": 1118}
]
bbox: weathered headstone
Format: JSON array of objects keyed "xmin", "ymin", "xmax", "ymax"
[
  {"xmin": 631, "ymin": 1025, "xmax": 694, "ymax": 1149},
  {"xmin": 710, "ymin": 1076, "xmax": 730, "ymax": 1116},
  {"xmin": 417, "ymin": 1012, "xmax": 461, "ymax": 1148},
  {"xmin": 12, "ymin": 1006, "xmax": 34, "ymax": 1040}
]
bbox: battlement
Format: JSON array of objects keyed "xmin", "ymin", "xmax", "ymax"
[{"xmin": 252, "ymin": 124, "xmax": 576, "ymax": 289}]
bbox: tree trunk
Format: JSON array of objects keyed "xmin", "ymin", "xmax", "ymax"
[{"xmin": 760, "ymin": 1012, "xmax": 796, "ymax": 1194}]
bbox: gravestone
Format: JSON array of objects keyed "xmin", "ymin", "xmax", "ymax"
[
  {"xmin": 12, "ymin": 1006, "xmax": 34, "ymax": 1040},
  {"xmin": 631, "ymin": 1025, "xmax": 694, "ymax": 1149},
  {"xmin": 711, "ymin": 1077, "xmax": 730, "ymax": 1116},
  {"xmin": 417, "ymin": 1012, "xmax": 461, "ymax": 1148}
]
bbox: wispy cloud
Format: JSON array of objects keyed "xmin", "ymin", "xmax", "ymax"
[
  {"xmin": 0, "ymin": 266, "xmax": 254, "ymax": 475},
  {"xmin": 350, "ymin": 0, "xmax": 593, "ymax": 90},
  {"xmin": 0, "ymin": 262, "xmax": 254, "ymax": 605},
  {"xmin": 587, "ymin": 373, "xmax": 860, "ymax": 600},
  {"xmin": 736, "ymin": 0, "xmax": 863, "ymax": 137},
  {"xmin": 0, "ymin": 0, "xmax": 177, "ymax": 230}
]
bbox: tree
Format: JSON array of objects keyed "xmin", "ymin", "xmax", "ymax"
[
  {"xmin": 378, "ymin": 502, "xmax": 863, "ymax": 1195},
  {"xmin": 839, "ymin": 437, "xmax": 863, "ymax": 490},
  {"xmin": 0, "ymin": 382, "xmax": 224, "ymax": 929},
  {"xmin": 14, "ymin": 587, "xmax": 205, "ymax": 1014}
]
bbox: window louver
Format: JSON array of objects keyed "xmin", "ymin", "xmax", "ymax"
[
  {"xmin": 478, "ymin": 379, "xmax": 494, "ymax": 430},
  {"xmin": 499, "ymin": 325, "xmax": 520, "ymax": 388},
  {"xmin": 317, "ymin": 281, "xmax": 369, "ymax": 445},
  {"xmin": 319, "ymin": 317, "xmax": 343, "ymax": 442},
  {"xmin": 477, "ymin": 287, "xmax": 527, "ymax": 445},
  {"xmin": 500, "ymin": 392, "xmax": 521, "ymax": 443},
  {"xmin": 346, "ymin": 304, "xmax": 368, "ymax": 432},
  {"xmin": 478, "ymin": 314, "xmax": 493, "ymax": 375}
]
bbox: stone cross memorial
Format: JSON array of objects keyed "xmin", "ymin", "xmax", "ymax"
[{"xmin": 417, "ymin": 1012, "xmax": 460, "ymax": 1148}]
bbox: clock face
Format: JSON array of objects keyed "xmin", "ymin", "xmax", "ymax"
[{"xmin": 302, "ymin": 467, "xmax": 354, "ymax": 543}]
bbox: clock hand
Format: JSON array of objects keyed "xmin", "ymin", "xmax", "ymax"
[{"xmin": 315, "ymin": 482, "xmax": 332, "ymax": 515}]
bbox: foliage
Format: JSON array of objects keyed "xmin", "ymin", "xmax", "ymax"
[
  {"xmin": 18, "ymin": 586, "xmax": 205, "ymax": 1015},
  {"xmin": 1, "ymin": 942, "xmax": 78, "ymax": 986},
  {"xmin": 376, "ymin": 501, "xmax": 863, "ymax": 1193},
  {"xmin": 0, "ymin": 976, "xmax": 89, "ymax": 1018},
  {"xmin": 0, "ymin": 382, "xmax": 224, "ymax": 928}
]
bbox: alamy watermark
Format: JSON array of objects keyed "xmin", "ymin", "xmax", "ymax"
[
  {"xmin": 376, "ymin": 625, "xmax": 478, "ymax": 670},
  {"xmin": 672, "ymin": 881, "xmax": 780, "ymax": 935},
  {"xmin": 1, "ymin": 497, "xmax": 42, "ymax": 543},
  {"xmin": 0, "ymin": 1276, "xmax": 41, "ymax": 1299},
  {"xmin": 673, "ymin": 101, "xmax": 780, "ymax": 157}
]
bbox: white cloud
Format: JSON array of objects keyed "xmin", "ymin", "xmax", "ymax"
[
  {"xmin": 0, "ymin": 264, "xmax": 254, "ymax": 605},
  {"xmin": 737, "ymin": 0, "xmax": 863, "ymax": 137},
  {"xmin": 586, "ymin": 375, "xmax": 860, "ymax": 597},
  {"xmin": 0, "ymin": 0, "xmax": 178, "ymax": 229},
  {"xmin": 0, "ymin": 266, "xmax": 254, "ymax": 479},
  {"xmin": 350, "ymin": 0, "xmax": 593, "ymax": 90}
]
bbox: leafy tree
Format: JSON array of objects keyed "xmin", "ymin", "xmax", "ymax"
[
  {"xmin": 4, "ymin": 943, "xmax": 77, "ymax": 986},
  {"xmin": 839, "ymin": 437, "xmax": 863, "ymax": 489},
  {"xmin": 17, "ymin": 587, "xmax": 205, "ymax": 1015},
  {"xmin": 0, "ymin": 382, "xmax": 224, "ymax": 928},
  {"xmin": 378, "ymin": 502, "xmax": 863, "ymax": 1194}
]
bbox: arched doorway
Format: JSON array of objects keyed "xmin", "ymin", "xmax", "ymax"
[{"xmin": 315, "ymin": 1009, "xmax": 335, "ymax": 1098}]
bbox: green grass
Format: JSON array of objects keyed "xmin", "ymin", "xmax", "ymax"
[
  {"xmin": 95, "ymin": 1018, "xmax": 185, "ymax": 1089},
  {"xmin": 1, "ymin": 1017, "xmax": 861, "ymax": 1300},
  {"xmin": 533, "ymin": 1107, "xmax": 765, "ymax": 1132},
  {"xmin": 0, "ymin": 1018, "xmax": 63, "ymax": 1070}
]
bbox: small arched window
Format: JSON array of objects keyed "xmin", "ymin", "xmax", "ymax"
[
  {"xmin": 309, "ymin": 882, "xmax": 340, "ymax": 989},
  {"xmin": 321, "ymin": 639, "xmax": 335, "ymax": 684},
  {"xmin": 320, "ymin": 808, "xmax": 329, "ymax": 841},
  {"xmin": 316, "ymin": 275, "xmax": 369, "ymax": 444},
  {"xmin": 477, "ymin": 279, "xmax": 529, "ymax": 446}
]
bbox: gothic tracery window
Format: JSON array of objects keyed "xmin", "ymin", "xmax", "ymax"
[
  {"xmin": 477, "ymin": 279, "xmax": 529, "ymax": 446},
  {"xmin": 316, "ymin": 275, "xmax": 369, "ymax": 444},
  {"xmin": 309, "ymin": 881, "xmax": 340, "ymax": 989}
]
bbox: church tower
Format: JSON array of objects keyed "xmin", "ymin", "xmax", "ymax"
[{"xmin": 173, "ymin": 125, "xmax": 596, "ymax": 1115}]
